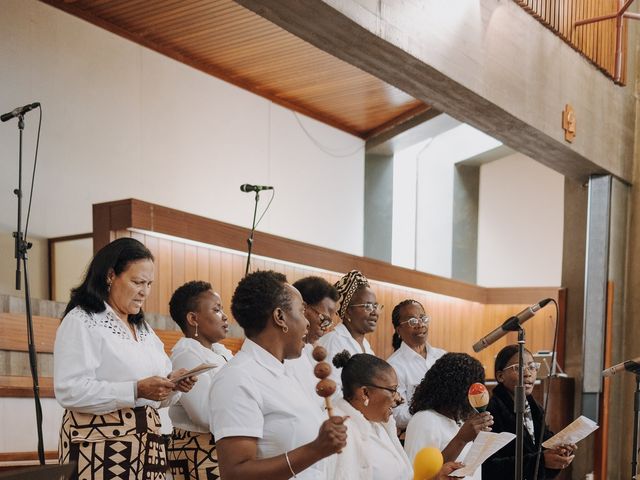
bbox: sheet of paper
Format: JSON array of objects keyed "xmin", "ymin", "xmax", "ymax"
[
  {"xmin": 172, "ymin": 363, "xmax": 217, "ymax": 382},
  {"xmin": 449, "ymin": 431, "xmax": 516, "ymax": 477},
  {"xmin": 542, "ymin": 415, "xmax": 598, "ymax": 449}
]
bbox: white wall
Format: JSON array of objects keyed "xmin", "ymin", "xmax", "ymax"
[
  {"xmin": 0, "ymin": 398, "xmax": 63, "ymax": 453},
  {"xmin": 0, "ymin": 1, "xmax": 364, "ymax": 276},
  {"xmin": 477, "ymin": 153, "xmax": 564, "ymax": 286}
]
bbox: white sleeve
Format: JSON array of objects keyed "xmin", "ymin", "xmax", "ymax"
[
  {"xmin": 404, "ymin": 412, "xmax": 443, "ymax": 464},
  {"xmin": 210, "ymin": 367, "xmax": 263, "ymax": 440},
  {"xmin": 170, "ymin": 349, "xmax": 213, "ymax": 429},
  {"xmin": 53, "ymin": 310, "xmax": 135, "ymax": 415}
]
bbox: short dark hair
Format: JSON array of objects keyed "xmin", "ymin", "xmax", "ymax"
[
  {"xmin": 494, "ymin": 344, "xmax": 533, "ymax": 374},
  {"xmin": 64, "ymin": 237, "xmax": 154, "ymax": 325},
  {"xmin": 231, "ymin": 270, "xmax": 291, "ymax": 338},
  {"xmin": 292, "ymin": 276, "xmax": 339, "ymax": 305},
  {"xmin": 332, "ymin": 350, "xmax": 393, "ymax": 400},
  {"xmin": 169, "ymin": 280, "xmax": 212, "ymax": 333},
  {"xmin": 391, "ymin": 299, "xmax": 424, "ymax": 351},
  {"xmin": 410, "ymin": 352, "xmax": 485, "ymax": 422}
]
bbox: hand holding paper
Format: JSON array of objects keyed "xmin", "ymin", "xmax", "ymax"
[
  {"xmin": 542, "ymin": 415, "xmax": 598, "ymax": 449},
  {"xmin": 170, "ymin": 363, "xmax": 217, "ymax": 383}
]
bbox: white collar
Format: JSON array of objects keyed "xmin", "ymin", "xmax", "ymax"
[{"xmin": 241, "ymin": 338, "xmax": 286, "ymax": 376}]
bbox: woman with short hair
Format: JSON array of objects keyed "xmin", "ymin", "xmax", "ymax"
[
  {"xmin": 55, "ymin": 237, "xmax": 195, "ymax": 480},
  {"xmin": 209, "ymin": 270, "xmax": 347, "ymax": 480}
]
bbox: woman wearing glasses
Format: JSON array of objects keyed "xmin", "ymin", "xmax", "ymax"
[
  {"xmin": 387, "ymin": 300, "xmax": 446, "ymax": 429},
  {"xmin": 482, "ymin": 345, "xmax": 576, "ymax": 479},
  {"xmin": 317, "ymin": 270, "xmax": 381, "ymax": 394},
  {"xmin": 324, "ymin": 351, "xmax": 413, "ymax": 479},
  {"xmin": 286, "ymin": 276, "xmax": 339, "ymax": 406}
]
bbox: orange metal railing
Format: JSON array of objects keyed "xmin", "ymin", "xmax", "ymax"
[{"xmin": 514, "ymin": 0, "xmax": 627, "ymax": 84}]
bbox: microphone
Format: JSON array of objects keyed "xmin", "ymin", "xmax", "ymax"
[
  {"xmin": 1, "ymin": 102, "xmax": 40, "ymax": 122},
  {"xmin": 602, "ymin": 357, "xmax": 640, "ymax": 377},
  {"xmin": 413, "ymin": 447, "xmax": 444, "ymax": 480},
  {"xmin": 240, "ymin": 183, "xmax": 274, "ymax": 193},
  {"xmin": 468, "ymin": 382, "xmax": 489, "ymax": 413},
  {"xmin": 472, "ymin": 298, "xmax": 553, "ymax": 353}
]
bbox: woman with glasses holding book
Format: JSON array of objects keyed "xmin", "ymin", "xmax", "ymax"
[
  {"xmin": 387, "ymin": 299, "xmax": 447, "ymax": 429},
  {"xmin": 482, "ymin": 344, "xmax": 576, "ymax": 479}
]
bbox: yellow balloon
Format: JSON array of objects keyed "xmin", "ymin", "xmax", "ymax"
[{"xmin": 413, "ymin": 447, "xmax": 444, "ymax": 480}]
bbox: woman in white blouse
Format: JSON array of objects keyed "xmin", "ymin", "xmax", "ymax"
[
  {"xmin": 387, "ymin": 299, "xmax": 446, "ymax": 429},
  {"xmin": 210, "ymin": 270, "xmax": 347, "ymax": 480},
  {"xmin": 54, "ymin": 237, "xmax": 195, "ymax": 480},
  {"xmin": 404, "ymin": 353, "xmax": 493, "ymax": 480},
  {"xmin": 166, "ymin": 280, "xmax": 234, "ymax": 479},
  {"xmin": 317, "ymin": 270, "xmax": 380, "ymax": 393}
]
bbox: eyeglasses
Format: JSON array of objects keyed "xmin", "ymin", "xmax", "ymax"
[
  {"xmin": 364, "ymin": 384, "xmax": 399, "ymax": 395},
  {"xmin": 349, "ymin": 302, "xmax": 384, "ymax": 312},
  {"xmin": 306, "ymin": 305, "xmax": 333, "ymax": 330},
  {"xmin": 503, "ymin": 362, "xmax": 541, "ymax": 373},
  {"xmin": 398, "ymin": 315, "xmax": 430, "ymax": 327}
]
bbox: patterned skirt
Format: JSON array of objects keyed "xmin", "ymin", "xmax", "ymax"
[
  {"xmin": 168, "ymin": 428, "xmax": 219, "ymax": 480},
  {"xmin": 59, "ymin": 406, "xmax": 168, "ymax": 480}
]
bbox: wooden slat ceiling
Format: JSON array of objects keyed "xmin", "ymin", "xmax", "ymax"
[{"xmin": 40, "ymin": 0, "xmax": 432, "ymax": 138}]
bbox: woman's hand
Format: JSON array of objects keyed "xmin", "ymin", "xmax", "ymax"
[
  {"xmin": 437, "ymin": 461, "xmax": 465, "ymax": 479},
  {"xmin": 311, "ymin": 416, "xmax": 348, "ymax": 456},
  {"xmin": 168, "ymin": 369, "xmax": 198, "ymax": 393},
  {"xmin": 137, "ymin": 376, "xmax": 176, "ymax": 401},
  {"xmin": 456, "ymin": 411, "xmax": 493, "ymax": 443},
  {"xmin": 543, "ymin": 448, "xmax": 575, "ymax": 470}
]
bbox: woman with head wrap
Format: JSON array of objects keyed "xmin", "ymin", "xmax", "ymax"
[{"xmin": 317, "ymin": 270, "xmax": 381, "ymax": 394}]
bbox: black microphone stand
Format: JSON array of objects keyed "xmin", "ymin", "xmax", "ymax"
[
  {"xmin": 244, "ymin": 190, "xmax": 260, "ymax": 276},
  {"xmin": 504, "ymin": 323, "xmax": 527, "ymax": 480},
  {"xmin": 631, "ymin": 367, "xmax": 640, "ymax": 479},
  {"xmin": 11, "ymin": 113, "xmax": 45, "ymax": 464}
]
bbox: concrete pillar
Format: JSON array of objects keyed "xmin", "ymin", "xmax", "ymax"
[
  {"xmin": 452, "ymin": 164, "xmax": 479, "ymax": 283},
  {"xmin": 364, "ymin": 153, "xmax": 393, "ymax": 262}
]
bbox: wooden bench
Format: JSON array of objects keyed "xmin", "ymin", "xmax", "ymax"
[{"xmin": 0, "ymin": 312, "xmax": 244, "ymax": 398}]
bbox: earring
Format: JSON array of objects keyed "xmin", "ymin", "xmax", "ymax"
[
  {"xmin": 282, "ymin": 325, "xmax": 289, "ymax": 334},
  {"xmin": 106, "ymin": 280, "xmax": 112, "ymax": 293},
  {"xmin": 364, "ymin": 397, "xmax": 369, "ymax": 407},
  {"xmin": 194, "ymin": 323, "xmax": 199, "ymax": 338},
  {"xmin": 346, "ymin": 317, "xmax": 352, "ymax": 323}
]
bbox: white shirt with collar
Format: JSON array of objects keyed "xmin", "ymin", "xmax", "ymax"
[
  {"xmin": 387, "ymin": 342, "xmax": 447, "ymax": 428},
  {"xmin": 169, "ymin": 337, "xmax": 233, "ymax": 433},
  {"xmin": 54, "ymin": 303, "xmax": 178, "ymax": 415},
  {"xmin": 405, "ymin": 409, "xmax": 481, "ymax": 480},
  {"xmin": 317, "ymin": 323, "xmax": 375, "ymax": 395},
  {"xmin": 325, "ymin": 397, "xmax": 413, "ymax": 480},
  {"xmin": 210, "ymin": 339, "xmax": 326, "ymax": 480}
]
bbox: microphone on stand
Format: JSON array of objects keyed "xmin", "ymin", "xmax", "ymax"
[
  {"xmin": 472, "ymin": 298, "xmax": 553, "ymax": 352},
  {"xmin": 468, "ymin": 383, "xmax": 490, "ymax": 413},
  {"xmin": 240, "ymin": 183, "xmax": 274, "ymax": 192},
  {"xmin": 1, "ymin": 102, "xmax": 40, "ymax": 122},
  {"xmin": 602, "ymin": 357, "xmax": 640, "ymax": 377}
]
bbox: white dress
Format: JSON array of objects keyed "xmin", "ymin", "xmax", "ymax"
[
  {"xmin": 325, "ymin": 397, "xmax": 413, "ymax": 480},
  {"xmin": 210, "ymin": 339, "xmax": 327, "ymax": 480},
  {"xmin": 317, "ymin": 323, "xmax": 374, "ymax": 396},
  {"xmin": 405, "ymin": 409, "xmax": 481, "ymax": 480},
  {"xmin": 54, "ymin": 303, "xmax": 179, "ymax": 415},
  {"xmin": 386, "ymin": 342, "xmax": 446, "ymax": 428},
  {"xmin": 285, "ymin": 343, "xmax": 325, "ymax": 409},
  {"xmin": 169, "ymin": 337, "xmax": 233, "ymax": 432}
]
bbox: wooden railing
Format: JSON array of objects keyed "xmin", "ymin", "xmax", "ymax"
[{"xmin": 514, "ymin": 0, "xmax": 627, "ymax": 84}]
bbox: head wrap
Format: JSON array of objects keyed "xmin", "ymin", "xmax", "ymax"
[{"xmin": 334, "ymin": 270, "xmax": 370, "ymax": 320}]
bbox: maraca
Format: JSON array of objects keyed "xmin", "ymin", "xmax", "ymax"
[{"xmin": 312, "ymin": 345, "xmax": 336, "ymax": 416}]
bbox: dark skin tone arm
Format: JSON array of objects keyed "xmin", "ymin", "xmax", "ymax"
[
  {"xmin": 441, "ymin": 411, "xmax": 493, "ymax": 463},
  {"xmin": 216, "ymin": 416, "xmax": 348, "ymax": 480}
]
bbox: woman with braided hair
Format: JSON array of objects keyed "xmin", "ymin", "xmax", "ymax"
[
  {"xmin": 387, "ymin": 299, "xmax": 446, "ymax": 429},
  {"xmin": 317, "ymin": 270, "xmax": 381, "ymax": 395}
]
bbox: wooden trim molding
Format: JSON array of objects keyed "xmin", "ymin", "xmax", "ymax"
[{"xmin": 93, "ymin": 199, "xmax": 562, "ymax": 305}]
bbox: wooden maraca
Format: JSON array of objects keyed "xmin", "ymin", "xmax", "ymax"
[{"xmin": 312, "ymin": 345, "xmax": 336, "ymax": 416}]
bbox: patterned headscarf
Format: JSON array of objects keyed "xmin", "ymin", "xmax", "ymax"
[{"xmin": 334, "ymin": 270, "xmax": 370, "ymax": 320}]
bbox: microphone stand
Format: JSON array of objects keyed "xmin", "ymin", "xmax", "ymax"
[
  {"xmin": 504, "ymin": 323, "xmax": 526, "ymax": 480},
  {"xmin": 631, "ymin": 367, "xmax": 640, "ymax": 479},
  {"xmin": 244, "ymin": 190, "xmax": 260, "ymax": 276},
  {"xmin": 11, "ymin": 114, "xmax": 45, "ymax": 464}
]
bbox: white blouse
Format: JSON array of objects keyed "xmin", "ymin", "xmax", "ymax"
[
  {"xmin": 386, "ymin": 342, "xmax": 447, "ymax": 428},
  {"xmin": 54, "ymin": 303, "xmax": 178, "ymax": 415},
  {"xmin": 325, "ymin": 397, "xmax": 413, "ymax": 480},
  {"xmin": 317, "ymin": 323, "xmax": 374, "ymax": 396},
  {"xmin": 169, "ymin": 337, "xmax": 233, "ymax": 433},
  {"xmin": 285, "ymin": 343, "xmax": 325, "ymax": 409},
  {"xmin": 404, "ymin": 409, "xmax": 481, "ymax": 480},
  {"xmin": 210, "ymin": 339, "xmax": 327, "ymax": 480}
]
